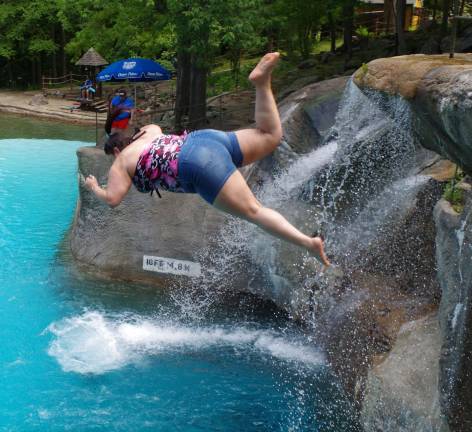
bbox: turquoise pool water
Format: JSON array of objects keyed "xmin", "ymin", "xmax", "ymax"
[{"xmin": 0, "ymin": 116, "xmax": 359, "ymax": 431}]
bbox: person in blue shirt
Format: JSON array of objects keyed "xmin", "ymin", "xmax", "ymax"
[
  {"xmin": 80, "ymin": 78, "xmax": 96, "ymax": 100},
  {"xmin": 108, "ymin": 89, "xmax": 134, "ymax": 133}
]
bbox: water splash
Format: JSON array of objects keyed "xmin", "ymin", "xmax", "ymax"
[{"xmin": 47, "ymin": 311, "xmax": 324, "ymax": 375}]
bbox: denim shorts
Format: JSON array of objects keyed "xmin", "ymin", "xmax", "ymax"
[{"xmin": 177, "ymin": 129, "xmax": 243, "ymax": 204}]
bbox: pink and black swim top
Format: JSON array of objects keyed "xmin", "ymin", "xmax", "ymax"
[{"xmin": 132, "ymin": 132, "xmax": 188, "ymax": 196}]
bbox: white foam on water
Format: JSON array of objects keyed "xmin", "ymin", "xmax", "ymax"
[{"xmin": 47, "ymin": 311, "xmax": 324, "ymax": 375}]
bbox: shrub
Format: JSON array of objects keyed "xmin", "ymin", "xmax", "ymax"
[{"xmin": 443, "ymin": 168, "xmax": 465, "ymax": 213}]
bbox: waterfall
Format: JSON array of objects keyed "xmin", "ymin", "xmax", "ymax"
[{"xmin": 172, "ymin": 79, "xmax": 439, "ymax": 322}]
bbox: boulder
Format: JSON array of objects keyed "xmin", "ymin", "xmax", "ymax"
[
  {"xmin": 29, "ymin": 94, "xmax": 48, "ymax": 106},
  {"xmin": 361, "ymin": 314, "xmax": 447, "ymax": 432},
  {"xmin": 353, "ymin": 54, "xmax": 472, "ymax": 174},
  {"xmin": 70, "ymin": 146, "xmax": 228, "ymax": 284},
  {"xmin": 434, "ymin": 183, "xmax": 472, "ymax": 432}
]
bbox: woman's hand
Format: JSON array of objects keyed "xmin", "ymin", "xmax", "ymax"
[{"xmin": 85, "ymin": 174, "xmax": 99, "ymax": 192}]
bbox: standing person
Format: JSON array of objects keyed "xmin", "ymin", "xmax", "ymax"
[
  {"xmin": 85, "ymin": 53, "xmax": 330, "ymax": 268},
  {"xmin": 107, "ymin": 89, "xmax": 134, "ymax": 134}
]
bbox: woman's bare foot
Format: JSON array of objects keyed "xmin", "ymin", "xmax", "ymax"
[
  {"xmin": 249, "ymin": 52, "xmax": 281, "ymax": 85},
  {"xmin": 309, "ymin": 237, "xmax": 331, "ymax": 268}
]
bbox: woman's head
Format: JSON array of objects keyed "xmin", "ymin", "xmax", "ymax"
[{"xmin": 104, "ymin": 132, "xmax": 131, "ymax": 156}]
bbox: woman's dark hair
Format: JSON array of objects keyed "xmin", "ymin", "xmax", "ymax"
[{"xmin": 104, "ymin": 132, "xmax": 132, "ymax": 155}]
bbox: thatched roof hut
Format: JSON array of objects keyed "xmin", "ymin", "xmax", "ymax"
[{"xmin": 76, "ymin": 48, "xmax": 108, "ymax": 67}]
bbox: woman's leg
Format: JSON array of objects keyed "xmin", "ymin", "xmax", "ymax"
[
  {"xmin": 213, "ymin": 170, "xmax": 330, "ymax": 267},
  {"xmin": 235, "ymin": 53, "xmax": 283, "ymax": 166}
]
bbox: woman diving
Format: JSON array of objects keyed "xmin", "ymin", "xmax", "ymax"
[{"xmin": 84, "ymin": 52, "xmax": 330, "ymax": 268}]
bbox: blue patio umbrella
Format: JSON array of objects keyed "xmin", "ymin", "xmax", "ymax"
[{"xmin": 96, "ymin": 57, "xmax": 171, "ymax": 82}]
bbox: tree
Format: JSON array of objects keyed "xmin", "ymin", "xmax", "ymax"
[
  {"xmin": 342, "ymin": 0, "xmax": 356, "ymax": 61},
  {"xmin": 168, "ymin": 0, "xmax": 264, "ymax": 130},
  {"xmin": 442, "ymin": 0, "xmax": 452, "ymax": 34},
  {"xmin": 395, "ymin": 0, "xmax": 407, "ymax": 55},
  {"xmin": 326, "ymin": 0, "xmax": 343, "ymax": 54},
  {"xmin": 271, "ymin": 0, "xmax": 328, "ymax": 59}
]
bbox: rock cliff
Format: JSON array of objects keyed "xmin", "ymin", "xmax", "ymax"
[
  {"xmin": 355, "ymin": 55, "xmax": 472, "ymax": 432},
  {"xmin": 71, "ymin": 146, "xmax": 227, "ymax": 284},
  {"xmin": 354, "ymin": 54, "xmax": 472, "ymax": 173}
]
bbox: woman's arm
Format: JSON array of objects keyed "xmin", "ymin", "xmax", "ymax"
[{"xmin": 85, "ymin": 161, "xmax": 132, "ymax": 208}]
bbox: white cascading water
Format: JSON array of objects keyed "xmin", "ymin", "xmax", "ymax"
[{"xmin": 170, "ymin": 80, "xmax": 439, "ymax": 322}]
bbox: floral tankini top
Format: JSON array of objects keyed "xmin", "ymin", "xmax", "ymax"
[{"xmin": 132, "ymin": 132, "xmax": 187, "ymax": 196}]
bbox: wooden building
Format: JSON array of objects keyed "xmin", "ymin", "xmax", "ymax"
[{"xmin": 358, "ymin": 0, "xmax": 425, "ymax": 34}]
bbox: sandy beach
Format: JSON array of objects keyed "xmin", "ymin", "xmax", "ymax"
[{"xmin": 0, "ymin": 90, "xmax": 107, "ymax": 125}]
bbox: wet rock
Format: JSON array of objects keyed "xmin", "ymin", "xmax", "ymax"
[
  {"xmin": 353, "ymin": 54, "xmax": 472, "ymax": 173},
  {"xmin": 361, "ymin": 314, "xmax": 447, "ymax": 432},
  {"xmin": 434, "ymin": 183, "xmax": 472, "ymax": 432},
  {"xmin": 247, "ymin": 76, "xmax": 349, "ymax": 186}
]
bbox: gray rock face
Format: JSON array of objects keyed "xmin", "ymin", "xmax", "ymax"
[
  {"xmin": 70, "ymin": 146, "xmax": 227, "ymax": 283},
  {"xmin": 413, "ymin": 68, "xmax": 472, "ymax": 174},
  {"xmin": 434, "ymin": 185, "xmax": 472, "ymax": 432},
  {"xmin": 361, "ymin": 314, "xmax": 447, "ymax": 432},
  {"xmin": 353, "ymin": 54, "xmax": 472, "ymax": 174}
]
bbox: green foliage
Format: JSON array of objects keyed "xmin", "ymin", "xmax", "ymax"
[
  {"xmin": 0, "ymin": 0, "xmax": 431, "ymax": 90},
  {"xmin": 63, "ymin": 0, "xmax": 174, "ymax": 63},
  {"xmin": 208, "ymin": 63, "xmax": 253, "ymax": 96},
  {"xmin": 271, "ymin": 0, "xmax": 328, "ymax": 59},
  {"xmin": 443, "ymin": 168, "xmax": 465, "ymax": 213},
  {"xmin": 356, "ymin": 26, "xmax": 371, "ymax": 39},
  {"xmin": 166, "ymin": 0, "xmax": 265, "ymax": 70}
]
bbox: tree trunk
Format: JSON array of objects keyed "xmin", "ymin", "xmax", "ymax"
[
  {"xmin": 7, "ymin": 62, "xmax": 13, "ymax": 88},
  {"xmin": 343, "ymin": 0, "xmax": 355, "ymax": 61},
  {"xmin": 61, "ymin": 26, "xmax": 67, "ymax": 76},
  {"xmin": 31, "ymin": 58, "xmax": 36, "ymax": 87},
  {"xmin": 385, "ymin": 0, "xmax": 395, "ymax": 33},
  {"xmin": 442, "ymin": 0, "xmax": 451, "ymax": 35},
  {"xmin": 174, "ymin": 50, "xmax": 191, "ymax": 132},
  {"xmin": 52, "ymin": 52, "xmax": 57, "ymax": 78},
  {"xmin": 329, "ymin": 11, "xmax": 336, "ymax": 53},
  {"xmin": 433, "ymin": 0, "xmax": 438, "ymax": 22},
  {"xmin": 51, "ymin": 26, "xmax": 57, "ymax": 77},
  {"xmin": 395, "ymin": 0, "xmax": 407, "ymax": 55},
  {"xmin": 37, "ymin": 56, "xmax": 42, "ymax": 88},
  {"xmin": 188, "ymin": 53, "xmax": 207, "ymax": 130}
]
